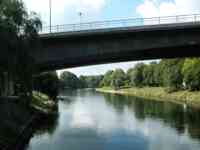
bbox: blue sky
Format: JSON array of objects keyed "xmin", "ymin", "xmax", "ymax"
[
  {"xmin": 23, "ymin": 0, "xmax": 200, "ymax": 76},
  {"xmin": 101, "ymin": 0, "xmax": 143, "ymax": 20}
]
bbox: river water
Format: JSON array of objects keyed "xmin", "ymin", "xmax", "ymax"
[{"xmin": 26, "ymin": 89, "xmax": 200, "ymax": 150}]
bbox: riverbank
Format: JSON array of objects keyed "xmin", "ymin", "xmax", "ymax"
[
  {"xmin": 0, "ymin": 92, "xmax": 58, "ymax": 150},
  {"xmin": 13, "ymin": 92, "xmax": 58, "ymax": 150},
  {"xmin": 31, "ymin": 91, "xmax": 58, "ymax": 115},
  {"xmin": 96, "ymin": 87, "xmax": 200, "ymax": 107}
]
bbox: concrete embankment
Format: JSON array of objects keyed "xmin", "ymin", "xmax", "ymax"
[{"xmin": 96, "ymin": 87, "xmax": 200, "ymax": 108}]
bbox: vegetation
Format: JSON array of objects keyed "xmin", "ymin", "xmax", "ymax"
[
  {"xmin": 97, "ymin": 87, "xmax": 200, "ymax": 107},
  {"xmin": 59, "ymin": 71, "xmax": 103, "ymax": 89},
  {"xmin": 95, "ymin": 58, "xmax": 200, "ymax": 106},
  {"xmin": 0, "ymin": 0, "xmax": 59, "ymax": 114},
  {"xmin": 33, "ymin": 72, "xmax": 59, "ymax": 100},
  {"xmin": 0, "ymin": 0, "xmax": 42, "ymax": 99},
  {"xmin": 161, "ymin": 59, "xmax": 184, "ymax": 92},
  {"xmin": 110, "ymin": 69, "xmax": 127, "ymax": 89},
  {"xmin": 60, "ymin": 58, "xmax": 200, "ymax": 94},
  {"xmin": 32, "ymin": 91, "xmax": 57, "ymax": 114},
  {"xmin": 99, "ymin": 70, "xmax": 114, "ymax": 87},
  {"xmin": 97, "ymin": 58, "xmax": 200, "ymax": 92},
  {"xmin": 60, "ymin": 71, "xmax": 81, "ymax": 89},
  {"xmin": 79, "ymin": 75, "xmax": 103, "ymax": 88},
  {"xmin": 182, "ymin": 58, "xmax": 200, "ymax": 91},
  {"xmin": 129, "ymin": 63, "xmax": 146, "ymax": 87}
]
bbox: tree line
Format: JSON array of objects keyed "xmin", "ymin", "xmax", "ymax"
[
  {"xmin": 59, "ymin": 71, "xmax": 103, "ymax": 89},
  {"xmin": 60, "ymin": 58, "xmax": 200, "ymax": 92}
]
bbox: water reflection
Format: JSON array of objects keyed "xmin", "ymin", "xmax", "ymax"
[
  {"xmin": 34, "ymin": 113, "xmax": 59, "ymax": 136},
  {"xmin": 104, "ymin": 93, "xmax": 200, "ymax": 140},
  {"xmin": 26, "ymin": 90, "xmax": 200, "ymax": 150}
]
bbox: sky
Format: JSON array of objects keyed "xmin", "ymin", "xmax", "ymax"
[{"xmin": 23, "ymin": 0, "xmax": 200, "ymax": 76}]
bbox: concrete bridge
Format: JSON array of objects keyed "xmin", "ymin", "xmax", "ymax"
[
  {"xmin": 0, "ymin": 14, "xmax": 200, "ymax": 96},
  {"xmin": 33, "ymin": 14, "xmax": 200, "ymax": 71}
]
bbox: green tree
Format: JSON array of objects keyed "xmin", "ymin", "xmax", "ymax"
[
  {"xmin": 161, "ymin": 59, "xmax": 184, "ymax": 92},
  {"xmin": 129, "ymin": 63, "xmax": 146, "ymax": 87},
  {"xmin": 60, "ymin": 71, "xmax": 80, "ymax": 89},
  {"xmin": 100, "ymin": 70, "xmax": 114, "ymax": 87},
  {"xmin": 127, "ymin": 67, "xmax": 135, "ymax": 84},
  {"xmin": 79, "ymin": 75, "xmax": 103, "ymax": 88},
  {"xmin": 0, "ymin": 0, "xmax": 42, "ymax": 98},
  {"xmin": 182, "ymin": 58, "xmax": 200, "ymax": 91},
  {"xmin": 143, "ymin": 62, "xmax": 157, "ymax": 86},
  {"xmin": 110, "ymin": 69, "xmax": 126, "ymax": 89},
  {"xmin": 79, "ymin": 76, "xmax": 87, "ymax": 88},
  {"xmin": 152, "ymin": 62, "xmax": 163, "ymax": 86}
]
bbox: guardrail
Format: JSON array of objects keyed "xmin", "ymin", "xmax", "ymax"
[{"xmin": 40, "ymin": 14, "xmax": 200, "ymax": 34}]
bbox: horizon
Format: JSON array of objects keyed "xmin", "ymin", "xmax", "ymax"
[{"xmin": 57, "ymin": 59, "xmax": 158, "ymax": 77}]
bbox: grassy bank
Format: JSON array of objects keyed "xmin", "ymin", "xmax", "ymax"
[
  {"xmin": 31, "ymin": 91, "xmax": 57, "ymax": 115},
  {"xmin": 96, "ymin": 87, "xmax": 200, "ymax": 107}
]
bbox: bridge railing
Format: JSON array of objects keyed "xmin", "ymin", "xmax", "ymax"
[{"xmin": 40, "ymin": 14, "xmax": 200, "ymax": 34}]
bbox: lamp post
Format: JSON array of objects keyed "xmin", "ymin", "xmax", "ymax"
[
  {"xmin": 78, "ymin": 12, "xmax": 82, "ymax": 24},
  {"xmin": 78, "ymin": 12, "xmax": 83, "ymax": 30},
  {"xmin": 49, "ymin": 0, "xmax": 52, "ymax": 33}
]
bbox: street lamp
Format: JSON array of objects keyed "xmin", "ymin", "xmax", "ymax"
[
  {"xmin": 49, "ymin": 0, "xmax": 52, "ymax": 33},
  {"xmin": 78, "ymin": 12, "xmax": 82, "ymax": 24},
  {"xmin": 78, "ymin": 12, "xmax": 83, "ymax": 30}
]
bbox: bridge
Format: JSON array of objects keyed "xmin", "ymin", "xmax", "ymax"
[{"xmin": 31, "ymin": 14, "xmax": 200, "ymax": 71}]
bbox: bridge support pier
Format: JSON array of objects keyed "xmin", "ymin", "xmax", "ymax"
[{"xmin": 0, "ymin": 72, "xmax": 14, "ymax": 97}]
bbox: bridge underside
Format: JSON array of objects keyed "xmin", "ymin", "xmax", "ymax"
[
  {"xmin": 32, "ymin": 22, "xmax": 200, "ymax": 71},
  {"xmin": 37, "ymin": 45, "xmax": 200, "ymax": 71}
]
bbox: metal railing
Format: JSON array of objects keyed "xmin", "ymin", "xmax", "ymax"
[{"xmin": 40, "ymin": 14, "xmax": 200, "ymax": 34}]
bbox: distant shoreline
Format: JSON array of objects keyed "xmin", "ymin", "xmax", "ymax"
[{"xmin": 96, "ymin": 87, "xmax": 200, "ymax": 108}]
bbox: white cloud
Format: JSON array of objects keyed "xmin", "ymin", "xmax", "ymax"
[
  {"xmin": 136, "ymin": 0, "xmax": 200, "ymax": 18},
  {"xmin": 138, "ymin": 0, "xmax": 178, "ymax": 17},
  {"xmin": 174, "ymin": 0, "xmax": 200, "ymax": 15},
  {"xmin": 23, "ymin": 0, "xmax": 107, "ymax": 26}
]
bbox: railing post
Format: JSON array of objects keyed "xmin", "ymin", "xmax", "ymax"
[
  {"xmin": 123, "ymin": 20, "xmax": 126, "ymax": 27},
  {"xmin": 176, "ymin": 16, "xmax": 178, "ymax": 23},
  {"xmin": 73, "ymin": 24, "xmax": 76, "ymax": 31},
  {"xmin": 158, "ymin": 17, "xmax": 160, "ymax": 24},
  {"xmin": 194, "ymin": 14, "xmax": 197, "ymax": 22},
  {"xmin": 57, "ymin": 25, "xmax": 59, "ymax": 32},
  {"xmin": 80, "ymin": 23, "xmax": 82, "ymax": 31}
]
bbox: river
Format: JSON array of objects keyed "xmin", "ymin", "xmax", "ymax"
[{"xmin": 25, "ymin": 89, "xmax": 200, "ymax": 150}]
